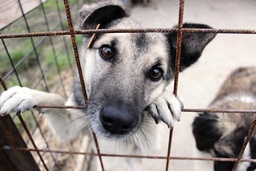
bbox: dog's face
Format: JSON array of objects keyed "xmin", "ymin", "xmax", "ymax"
[
  {"xmin": 193, "ymin": 67, "xmax": 256, "ymax": 171},
  {"xmin": 84, "ymin": 26, "xmax": 171, "ymax": 139},
  {"xmin": 75, "ymin": 0, "xmax": 216, "ymax": 140}
]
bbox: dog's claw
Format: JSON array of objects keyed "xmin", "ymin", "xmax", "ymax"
[
  {"xmin": 148, "ymin": 90, "xmax": 183, "ymax": 128},
  {"xmin": 148, "ymin": 104, "xmax": 160, "ymax": 124},
  {"xmin": 153, "ymin": 115, "xmax": 160, "ymax": 124}
]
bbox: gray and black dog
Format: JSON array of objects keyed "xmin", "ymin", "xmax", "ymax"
[
  {"xmin": 0, "ymin": 0, "xmax": 215, "ymax": 163},
  {"xmin": 193, "ymin": 67, "xmax": 256, "ymax": 171}
]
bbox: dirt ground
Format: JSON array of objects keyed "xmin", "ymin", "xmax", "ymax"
[{"xmin": 127, "ymin": 0, "xmax": 256, "ymax": 170}]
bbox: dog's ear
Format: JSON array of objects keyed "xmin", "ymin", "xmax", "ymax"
[
  {"xmin": 79, "ymin": 0, "xmax": 129, "ymax": 30},
  {"xmin": 166, "ymin": 23, "xmax": 216, "ymax": 71},
  {"xmin": 192, "ymin": 112, "xmax": 222, "ymax": 151}
]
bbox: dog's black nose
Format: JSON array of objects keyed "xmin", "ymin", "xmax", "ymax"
[{"xmin": 100, "ymin": 103, "xmax": 138, "ymax": 135}]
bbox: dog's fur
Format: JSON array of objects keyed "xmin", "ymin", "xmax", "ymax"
[
  {"xmin": 193, "ymin": 67, "xmax": 256, "ymax": 171},
  {"xmin": 0, "ymin": 0, "xmax": 215, "ymax": 170}
]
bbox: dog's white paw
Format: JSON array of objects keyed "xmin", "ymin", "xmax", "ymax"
[
  {"xmin": 148, "ymin": 91, "xmax": 183, "ymax": 128},
  {"xmin": 0, "ymin": 86, "xmax": 37, "ymax": 116}
]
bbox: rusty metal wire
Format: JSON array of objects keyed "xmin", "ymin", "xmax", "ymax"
[
  {"xmin": 0, "ymin": 28, "xmax": 256, "ymax": 39},
  {"xmin": 183, "ymin": 108, "xmax": 256, "ymax": 114},
  {"xmin": 1, "ymin": 146, "xmax": 256, "ymax": 163},
  {"xmin": 87, "ymin": 24, "xmax": 101, "ymax": 49},
  {"xmin": 10, "ymin": 105, "xmax": 254, "ymax": 115},
  {"xmin": 165, "ymin": 0, "xmax": 185, "ymax": 170}
]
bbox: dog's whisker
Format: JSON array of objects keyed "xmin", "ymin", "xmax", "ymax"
[
  {"xmin": 138, "ymin": 128, "xmax": 152, "ymax": 148},
  {"xmin": 131, "ymin": 132, "xmax": 140, "ymax": 148}
]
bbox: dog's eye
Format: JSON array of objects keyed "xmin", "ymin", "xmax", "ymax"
[
  {"xmin": 99, "ymin": 45, "xmax": 114, "ymax": 60},
  {"xmin": 148, "ymin": 67, "xmax": 163, "ymax": 81}
]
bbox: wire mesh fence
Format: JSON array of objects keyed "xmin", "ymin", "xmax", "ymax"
[{"xmin": 0, "ymin": 0, "xmax": 256, "ymax": 171}]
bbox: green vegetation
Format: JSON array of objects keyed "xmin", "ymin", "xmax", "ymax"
[{"xmin": 44, "ymin": 0, "xmax": 80, "ymax": 11}]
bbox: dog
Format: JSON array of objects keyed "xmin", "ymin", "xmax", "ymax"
[
  {"xmin": 0, "ymin": 0, "xmax": 216, "ymax": 170},
  {"xmin": 193, "ymin": 66, "xmax": 256, "ymax": 171}
]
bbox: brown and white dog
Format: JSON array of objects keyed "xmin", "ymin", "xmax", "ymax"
[{"xmin": 193, "ymin": 67, "xmax": 256, "ymax": 171}]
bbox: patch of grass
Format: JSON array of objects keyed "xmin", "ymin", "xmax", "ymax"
[
  {"xmin": 44, "ymin": 49, "xmax": 73, "ymax": 69},
  {"xmin": 44, "ymin": 0, "xmax": 80, "ymax": 11},
  {"xmin": 0, "ymin": 40, "xmax": 35, "ymax": 75},
  {"xmin": 76, "ymin": 34, "xmax": 83, "ymax": 47},
  {"xmin": 61, "ymin": 20, "xmax": 69, "ymax": 30}
]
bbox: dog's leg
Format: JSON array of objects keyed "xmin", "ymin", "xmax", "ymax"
[
  {"xmin": 0, "ymin": 86, "xmax": 86, "ymax": 140},
  {"xmin": 0, "ymin": 86, "xmax": 65, "ymax": 115}
]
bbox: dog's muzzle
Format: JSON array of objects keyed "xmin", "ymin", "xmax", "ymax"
[{"xmin": 99, "ymin": 102, "xmax": 139, "ymax": 135}]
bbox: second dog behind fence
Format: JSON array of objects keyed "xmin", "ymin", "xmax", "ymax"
[{"xmin": 193, "ymin": 67, "xmax": 256, "ymax": 171}]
